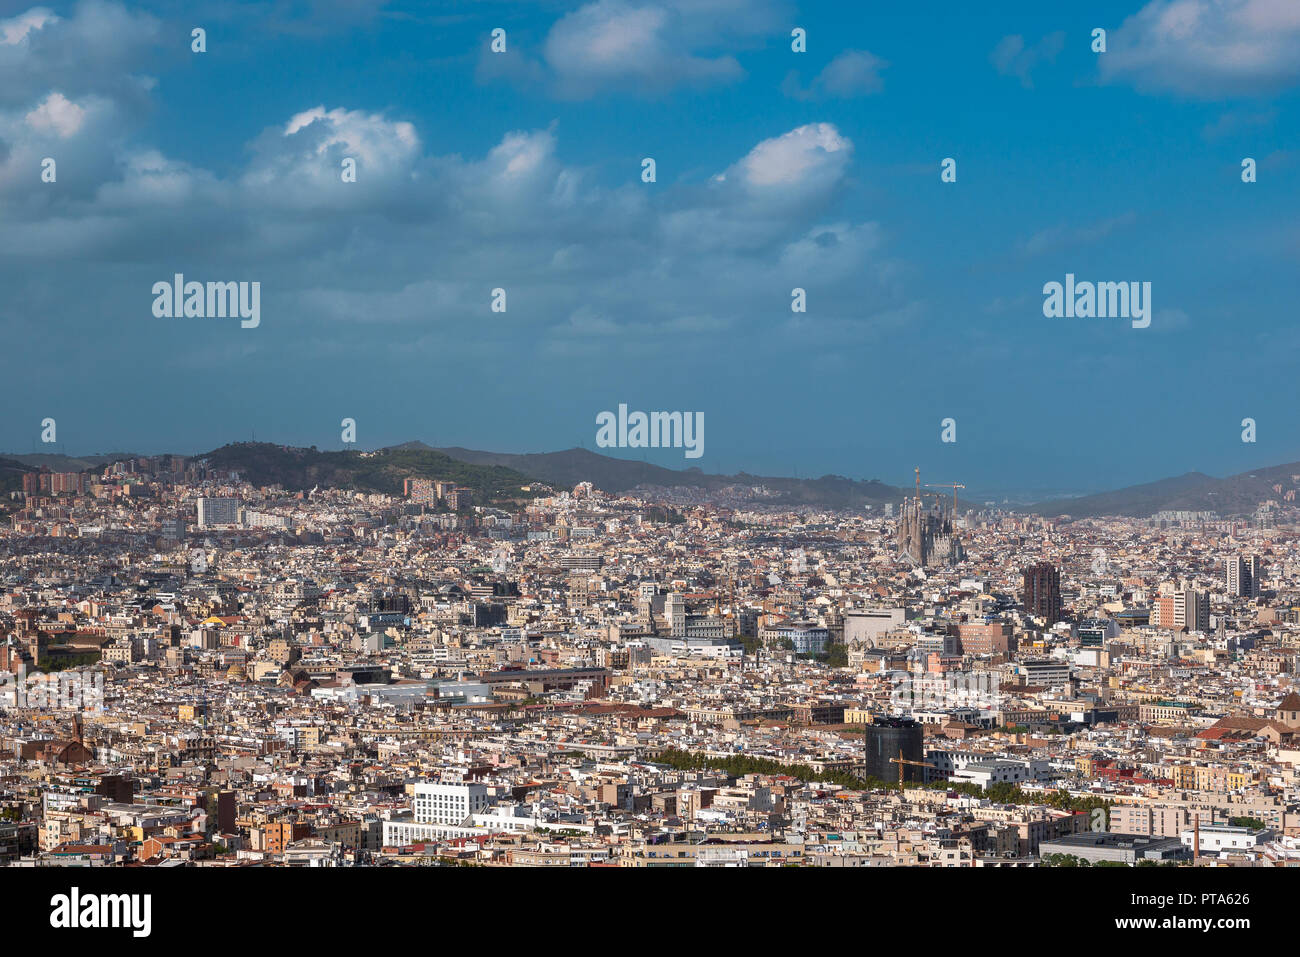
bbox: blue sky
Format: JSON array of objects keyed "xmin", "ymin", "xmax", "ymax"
[{"xmin": 1, "ymin": 0, "xmax": 1298, "ymax": 497}]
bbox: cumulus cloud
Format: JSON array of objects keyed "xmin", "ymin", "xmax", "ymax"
[
  {"xmin": 544, "ymin": 0, "xmax": 741, "ymax": 96},
  {"xmin": 1098, "ymin": 0, "xmax": 1300, "ymax": 96},
  {"xmin": 0, "ymin": 1, "xmax": 161, "ymax": 109},
  {"xmin": 239, "ymin": 105, "xmax": 422, "ymax": 210},
  {"xmin": 482, "ymin": 0, "xmax": 787, "ymax": 98},
  {"xmin": 659, "ymin": 123, "xmax": 854, "ymax": 254},
  {"xmin": 0, "ymin": 91, "xmax": 119, "ymax": 203},
  {"xmin": 732, "ymin": 122, "xmax": 851, "ymax": 190},
  {"xmin": 25, "ymin": 92, "xmax": 85, "ymax": 137},
  {"xmin": 0, "ymin": 103, "xmax": 888, "ymax": 297},
  {"xmin": 0, "ymin": 0, "xmax": 905, "ymax": 375},
  {"xmin": 0, "ymin": 6, "xmax": 56, "ymax": 45}
]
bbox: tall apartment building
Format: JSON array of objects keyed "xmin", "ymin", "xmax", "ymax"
[
  {"xmin": 664, "ymin": 592, "xmax": 686, "ymax": 637},
  {"xmin": 1022, "ymin": 563, "xmax": 1062, "ymax": 625},
  {"xmin": 28, "ymin": 470, "xmax": 85, "ymax": 495},
  {"xmin": 403, "ymin": 478, "xmax": 438, "ymax": 506},
  {"xmin": 196, "ymin": 497, "xmax": 240, "ymax": 527},
  {"xmin": 49, "ymin": 472, "xmax": 85, "ymax": 494},
  {"xmin": 1226, "ymin": 555, "xmax": 1262, "ymax": 598},
  {"xmin": 1153, "ymin": 589, "xmax": 1210, "ymax": 632},
  {"xmin": 1182, "ymin": 589, "xmax": 1210, "ymax": 632},
  {"xmin": 1247, "ymin": 554, "xmax": 1263, "ymax": 593}
]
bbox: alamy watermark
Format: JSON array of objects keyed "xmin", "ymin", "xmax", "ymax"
[
  {"xmin": 152, "ymin": 275, "xmax": 260, "ymax": 328},
  {"xmin": 595, "ymin": 404, "xmax": 703, "ymax": 459},
  {"xmin": 50, "ymin": 888, "xmax": 150, "ymax": 937},
  {"xmin": 1042, "ymin": 273, "xmax": 1150, "ymax": 328},
  {"xmin": 890, "ymin": 670, "xmax": 1003, "ymax": 711},
  {"xmin": 0, "ymin": 665, "xmax": 104, "ymax": 711}
]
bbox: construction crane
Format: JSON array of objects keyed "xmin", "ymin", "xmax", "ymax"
[
  {"xmin": 889, "ymin": 748, "xmax": 936, "ymax": 788},
  {"xmin": 924, "ymin": 482, "xmax": 966, "ymax": 516}
]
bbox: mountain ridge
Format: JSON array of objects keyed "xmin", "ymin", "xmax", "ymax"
[
  {"xmin": 416, "ymin": 444, "xmax": 908, "ymax": 508},
  {"xmin": 5, "ymin": 440, "xmax": 1299, "ymax": 517},
  {"xmin": 1022, "ymin": 464, "xmax": 1300, "ymax": 518}
]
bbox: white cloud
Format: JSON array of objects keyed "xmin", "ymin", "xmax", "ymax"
[
  {"xmin": 25, "ymin": 92, "xmax": 85, "ymax": 137},
  {"xmin": 482, "ymin": 0, "xmax": 787, "ymax": 99},
  {"xmin": 1099, "ymin": 0, "xmax": 1300, "ymax": 96},
  {"xmin": 0, "ymin": 87, "xmax": 904, "ymax": 353},
  {"xmin": 479, "ymin": 0, "xmax": 790, "ymax": 98},
  {"xmin": 0, "ymin": 92, "xmax": 117, "ymax": 201},
  {"xmin": 281, "ymin": 105, "xmax": 416, "ymax": 168},
  {"xmin": 658, "ymin": 124, "xmax": 854, "ymax": 255},
  {"xmin": 543, "ymin": 0, "xmax": 743, "ymax": 96},
  {"xmin": 486, "ymin": 129, "xmax": 555, "ymax": 181},
  {"xmin": 234, "ymin": 105, "xmax": 423, "ymax": 212},
  {"xmin": 736, "ymin": 122, "xmax": 851, "ymax": 189},
  {"xmin": 0, "ymin": 7, "xmax": 57, "ymax": 45},
  {"xmin": 0, "ymin": 1, "xmax": 161, "ymax": 109},
  {"xmin": 655, "ymin": 126, "xmax": 857, "ymax": 261}
]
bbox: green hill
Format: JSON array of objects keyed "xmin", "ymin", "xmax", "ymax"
[
  {"xmin": 0, "ymin": 457, "xmax": 36, "ymax": 496},
  {"xmin": 197, "ymin": 443, "xmax": 536, "ymax": 504}
]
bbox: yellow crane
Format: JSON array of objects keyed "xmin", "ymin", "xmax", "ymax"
[
  {"xmin": 924, "ymin": 482, "xmax": 966, "ymax": 515},
  {"xmin": 889, "ymin": 748, "xmax": 936, "ymax": 788}
]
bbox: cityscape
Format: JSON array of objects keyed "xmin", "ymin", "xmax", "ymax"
[{"xmin": 1, "ymin": 444, "xmax": 1300, "ymax": 879}]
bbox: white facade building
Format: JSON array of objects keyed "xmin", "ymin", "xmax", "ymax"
[
  {"xmin": 414, "ymin": 782, "xmax": 491, "ymax": 826},
  {"xmin": 196, "ymin": 497, "xmax": 240, "ymax": 527}
]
